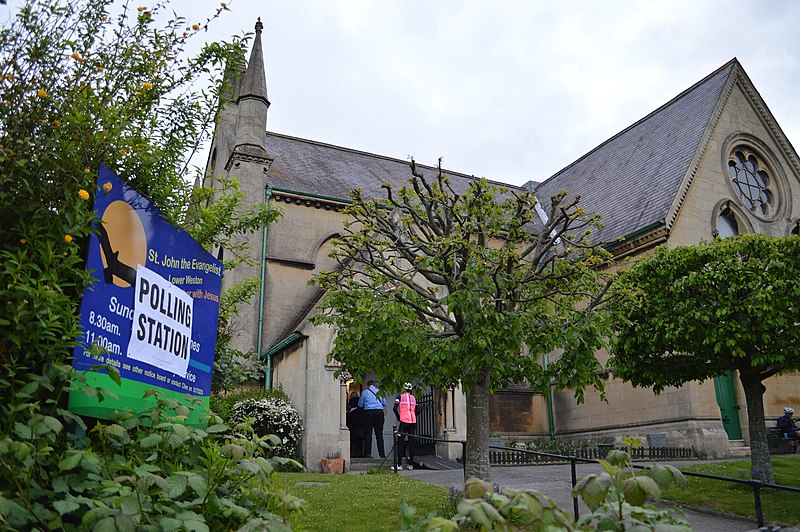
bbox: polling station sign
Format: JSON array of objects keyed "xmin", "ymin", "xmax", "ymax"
[{"xmin": 69, "ymin": 165, "xmax": 223, "ymax": 423}]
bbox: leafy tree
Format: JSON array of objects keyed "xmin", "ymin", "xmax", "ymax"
[
  {"xmin": 608, "ymin": 234, "xmax": 800, "ymax": 483},
  {"xmin": 0, "ymin": 0, "xmax": 290, "ymax": 527},
  {"xmin": 313, "ymin": 160, "xmax": 614, "ymax": 481}
]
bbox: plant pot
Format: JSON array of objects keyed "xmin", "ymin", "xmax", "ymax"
[{"xmin": 321, "ymin": 457, "xmax": 345, "ymax": 474}]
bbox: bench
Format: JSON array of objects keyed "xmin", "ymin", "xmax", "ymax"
[{"xmin": 767, "ymin": 427, "xmax": 799, "ymax": 455}]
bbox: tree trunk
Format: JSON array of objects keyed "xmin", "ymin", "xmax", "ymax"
[
  {"xmin": 464, "ymin": 368, "xmax": 491, "ymax": 483},
  {"xmin": 738, "ymin": 370, "xmax": 774, "ymax": 483}
]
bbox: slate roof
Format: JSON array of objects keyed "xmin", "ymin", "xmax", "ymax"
[
  {"xmin": 264, "ymin": 60, "xmax": 739, "ymax": 247},
  {"xmin": 263, "ymin": 133, "xmax": 526, "ymax": 201},
  {"xmin": 535, "ymin": 59, "xmax": 736, "ymax": 245}
]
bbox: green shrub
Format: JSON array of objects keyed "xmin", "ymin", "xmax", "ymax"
[
  {"xmin": 0, "ymin": 1, "xmax": 289, "ymax": 529},
  {"xmin": 1, "ymin": 383, "xmax": 305, "ymax": 530},
  {"xmin": 401, "ymin": 441, "xmax": 690, "ymax": 531}
]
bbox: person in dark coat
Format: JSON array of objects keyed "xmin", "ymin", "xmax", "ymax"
[
  {"xmin": 777, "ymin": 407, "xmax": 798, "ymax": 439},
  {"xmin": 346, "ymin": 392, "xmax": 366, "ymax": 457}
]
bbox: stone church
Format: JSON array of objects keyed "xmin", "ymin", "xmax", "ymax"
[{"xmin": 204, "ymin": 21, "xmax": 800, "ymax": 471}]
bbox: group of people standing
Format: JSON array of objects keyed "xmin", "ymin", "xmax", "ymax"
[{"xmin": 346, "ymin": 380, "xmax": 418, "ymax": 470}]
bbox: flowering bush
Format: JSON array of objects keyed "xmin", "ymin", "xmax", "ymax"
[
  {"xmin": 231, "ymin": 396, "xmax": 305, "ymax": 461},
  {"xmin": 0, "ymin": 1, "xmax": 284, "ymax": 528}
]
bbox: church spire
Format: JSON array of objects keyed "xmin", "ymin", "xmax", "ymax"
[
  {"xmin": 237, "ymin": 18, "xmax": 268, "ymax": 108},
  {"xmin": 231, "ymin": 18, "xmax": 271, "ymax": 157}
]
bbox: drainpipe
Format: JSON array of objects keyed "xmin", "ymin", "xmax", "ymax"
[
  {"xmin": 257, "ymin": 186, "xmax": 273, "ymax": 390},
  {"xmin": 542, "ymin": 353, "xmax": 556, "ymax": 441}
]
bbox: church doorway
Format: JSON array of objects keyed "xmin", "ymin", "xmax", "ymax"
[{"xmin": 714, "ymin": 371, "xmax": 743, "ymax": 440}]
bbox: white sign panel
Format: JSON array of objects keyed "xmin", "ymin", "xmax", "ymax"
[{"xmin": 128, "ymin": 265, "xmax": 194, "ymax": 377}]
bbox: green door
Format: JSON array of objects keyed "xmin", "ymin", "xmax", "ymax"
[{"xmin": 713, "ymin": 371, "xmax": 743, "ymax": 440}]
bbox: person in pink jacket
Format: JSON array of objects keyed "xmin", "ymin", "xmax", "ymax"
[{"xmin": 392, "ymin": 383, "xmax": 417, "ymax": 470}]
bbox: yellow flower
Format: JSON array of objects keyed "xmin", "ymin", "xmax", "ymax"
[
  {"xmin": 97, "ymin": 66, "xmax": 104, "ymax": 73},
  {"xmin": 78, "ymin": 189, "xmax": 89, "ymax": 200},
  {"xmin": 119, "ymin": 148, "xmax": 127, "ymax": 156},
  {"xmin": 135, "ymin": 91, "xmax": 142, "ymax": 97},
  {"xmin": 53, "ymin": 119, "xmax": 62, "ymax": 127},
  {"xmin": 142, "ymin": 82, "xmax": 153, "ymax": 90},
  {"xmin": 64, "ymin": 235, "xmax": 73, "ymax": 243},
  {"xmin": 220, "ymin": 2, "xmax": 227, "ymax": 6},
  {"xmin": 37, "ymin": 89, "xmax": 47, "ymax": 98},
  {"xmin": 71, "ymin": 52, "xmax": 83, "ymax": 63},
  {"xmin": 192, "ymin": 24, "xmax": 200, "ymax": 31},
  {"xmin": 137, "ymin": 6, "xmax": 146, "ymax": 11},
  {"xmin": 19, "ymin": 238, "xmax": 26, "ymax": 245},
  {"xmin": 103, "ymin": 182, "xmax": 112, "ymax": 192}
]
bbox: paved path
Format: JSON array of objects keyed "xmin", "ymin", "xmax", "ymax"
[{"xmin": 402, "ymin": 460, "xmax": 777, "ymax": 531}]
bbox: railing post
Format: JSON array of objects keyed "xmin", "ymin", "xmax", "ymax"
[
  {"xmin": 753, "ymin": 481, "xmax": 764, "ymax": 527},
  {"xmin": 461, "ymin": 440, "xmax": 467, "ymax": 483},
  {"xmin": 392, "ymin": 425, "xmax": 398, "ymax": 473},
  {"xmin": 571, "ymin": 457, "xmax": 579, "ymax": 522}
]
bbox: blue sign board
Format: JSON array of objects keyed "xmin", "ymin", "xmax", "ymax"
[{"xmin": 69, "ymin": 165, "xmax": 222, "ymax": 420}]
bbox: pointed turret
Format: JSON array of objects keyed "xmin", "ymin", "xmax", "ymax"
[
  {"xmin": 237, "ymin": 17, "xmax": 268, "ymax": 108},
  {"xmin": 230, "ymin": 18, "xmax": 271, "ymax": 159}
]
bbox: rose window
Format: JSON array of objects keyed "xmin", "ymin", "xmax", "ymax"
[{"xmin": 727, "ymin": 148, "xmax": 774, "ymax": 216}]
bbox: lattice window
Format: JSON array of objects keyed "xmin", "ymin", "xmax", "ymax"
[{"xmin": 727, "ymin": 147, "xmax": 775, "ymax": 216}]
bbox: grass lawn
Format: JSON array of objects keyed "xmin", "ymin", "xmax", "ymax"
[
  {"xmin": 663, "ymin": 455, "xmax": 800, "ymax": 526},
  {"xmin": 274, "ymin": 470, "xmax": 451, "ymax": 531}
]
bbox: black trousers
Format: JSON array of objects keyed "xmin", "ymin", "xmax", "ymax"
[
  {"xmin": 397, "ymin": 421, "xmax": 416, "ymax": 466},
  {"xmin": 363, "ymin": 409, "xmax": 385, "ymax": 458}
]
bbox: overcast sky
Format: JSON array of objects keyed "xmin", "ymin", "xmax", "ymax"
[{"xmin": 172, "ymin": 1, "xmax": 800, "ymax": 187}]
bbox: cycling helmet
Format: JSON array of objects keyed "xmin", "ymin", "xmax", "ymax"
[
  {"xmin": 404, "ymin": 382, "xmax": 413, "ymax": 390},
  {"xmin": 785, "ymin": 407, "xmax": 795, "ymax": 414}
]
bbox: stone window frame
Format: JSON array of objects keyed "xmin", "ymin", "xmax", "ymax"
[
  {"xmin": 721, "ymin": 133, "xmax": 789, "ymax": 223},
  {"xmin": 788, "ymin": 219, "xmax": 800, "ymax": 237},
  {"xmin": 711, "ymin": 199, "xmax": 752, "ymax": 239}
]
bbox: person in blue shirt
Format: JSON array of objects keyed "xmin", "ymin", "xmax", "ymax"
[
  {"xmin": 358, "ymin": 380, "xmax": 387, "ymax": 458},
  {"xmin": 777, "ymin": 407, "xmax": 798, "ymax": 439}
]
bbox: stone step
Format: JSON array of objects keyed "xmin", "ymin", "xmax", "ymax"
[
  {"xmin": 729, "ymin": 439, "xmax": 747, "ymax": 448},
  {"xmin": 729, "ymin": 445, "xmax": 751, "ymax": 458},
  {"xmin": 349, "ymin": 457, "xmax": 391, "ymax": 472}
]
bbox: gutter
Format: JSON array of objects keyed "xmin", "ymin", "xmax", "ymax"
[
  {"xmin": 258, "ymin": 186, "xmax": 272, "ymax": 389},
  {"xmin": 262, "ymin": 332, "xmax": 306, "ymax": 362},
  {"xmin": 270, "ymin": 187, "xmax": 352, "ymax": 205},
  {"xmin": 602, "ymin": 219, "xmax": 667, "ymax": 252}
]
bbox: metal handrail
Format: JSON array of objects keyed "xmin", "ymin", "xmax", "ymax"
[
  {"xmin": 394, "ymin": 435, "xmax": 798, "ymax": 528},
  {"xmin": 487, "ymin": 443, "xmax": 800, "ymax": 528}
]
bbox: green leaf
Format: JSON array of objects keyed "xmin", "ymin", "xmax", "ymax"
[
  {"xmin": 572, "ymin": 473, "xmax": 612, "ymax": 511},
  {"xmin": 623, "ymin": 475, "xmax": 660, "ymax": 506},
  {"xmin": 165, "ymin": 475, "xmax": 188, "ymax": 498},
  {"xmin": 186, "ymin": 474, "xmax": 208, "ymax": 496},
  {"xmin": 174, "ymin": 511, "xmax": 209, "ymax": 532},
  {"xmin": 138, "ymin": 433, "xmax": 163, "ymax": 448},
  {"xmin": 119, "ymin": 495, "xmax": 139, "ymax": 516},
  {"xmin": 42, "ymin": 415, "xmax": 64, "ymax": 434},
  {"xmin": 0, "ymin": 496, "xmax": 30, "ymax": 528},
  {"xmin": 103, "ymin": 424, "xmax": 127, "ymax": 439},
  {"xmin": 58, "ymin": 451, "xmax": 83, "ymax": 471},
  {"xmin": 106, "ymin": 365, "xmax": 122, "ymax": 386}
]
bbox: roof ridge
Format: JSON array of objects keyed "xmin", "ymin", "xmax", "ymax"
[
  {"xmin": 536, "ymin": 58, "xmax": 738, "ymax": 187},
  {"xmin": 265, "ymin": 130, "xmax": 527, "ymax": 191}
]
